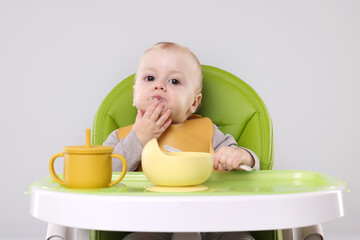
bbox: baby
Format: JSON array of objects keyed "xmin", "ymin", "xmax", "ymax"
[{"xmin": 104, "ymin": 42, "xmax": 259, "ymax": 240}]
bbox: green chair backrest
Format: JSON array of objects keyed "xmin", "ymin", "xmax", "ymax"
[{"xmin": 93, "ymin": 65, "xmax": 273, "ymax": 170}]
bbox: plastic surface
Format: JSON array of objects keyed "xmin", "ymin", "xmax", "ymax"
[
  {"xmin": 142, "ymin": 139, "xmax": 213, "ymax": 187},
  {"xmin": 48, "ymin": 152, "xmax": 127, "ymax": 189},
  {"xmin": 144, "ymin": 185, "xmax": 208, "ymax": 193},
  {"xmin": 92, "ymin": 65, "xmax": 273, "ymax": 170},
  {"xmin": 49, "ymin": 152, "xmax": 66, "ymax": 185},
  {"xmin": 48, "ymin": 153, "xmax": 127, "ymax": 190},
  {"xmin": 107, "ymin": 154, "xmax": 127, "ymax": 187},
  {"xmin": 62, "ymin": 145, "xmax": 114, "ymax": 154},
  {"xmin": 29, "ymin": 171, "xmax": 346, "ymax": 232},
  {"xmin": 48, "ymin": 129, "xmax": 127, "ymax": 189},
  {"xmin": 30, "ymin": 170, "xmax": 345, "ymax": 196}
]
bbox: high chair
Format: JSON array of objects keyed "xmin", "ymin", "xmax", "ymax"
[
  {"xmin": 29, "ymin": 66, "xmax": 346, "ymax": 240},
  {"xmin": 92, "ymin": 65, "xmax": 274, "ymax": 239}
]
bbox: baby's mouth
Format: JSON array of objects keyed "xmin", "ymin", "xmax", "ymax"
[
  {"xmin": 149, "ymin": 96, "xmax": 166, "ymax": 103},
  {"xmin": 149, "ymin": 96, "xmax": 167, "ymax": 113}
]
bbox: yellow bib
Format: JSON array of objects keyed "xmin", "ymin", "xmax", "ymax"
[{"xmin": 117, "ymin": 116, "xmax": 215, "ymax": 154}]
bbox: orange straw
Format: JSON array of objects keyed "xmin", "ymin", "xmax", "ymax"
[{"xmin": 86, "ymin": 128, "xmax": 91, "ymax": 148}]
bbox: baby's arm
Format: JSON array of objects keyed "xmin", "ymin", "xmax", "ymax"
[
  {"xmin": 103, "ymin": 129, "xmax": 143, "ymax": 172},
  {"xmin": 212, "ymin": 124, "xmax": 260, "ymax": 171}
]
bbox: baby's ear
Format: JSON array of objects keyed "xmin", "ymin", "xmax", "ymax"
[{"xmin": 189, "ymin": 93, "xmax": 202, "ymax": 113}]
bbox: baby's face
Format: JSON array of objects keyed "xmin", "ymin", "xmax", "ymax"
[{"xmin": 133, "ymin": 48, "xmax": 202, "ymax": 123}]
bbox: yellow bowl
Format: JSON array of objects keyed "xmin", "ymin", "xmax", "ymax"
[{"xmin": 142, "ymin": 139, "xmax": 214, "ymax": 187}]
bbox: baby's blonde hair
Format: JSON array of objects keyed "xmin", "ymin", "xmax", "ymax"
[{"xmin": 141, "ymin": 42, "xmax": 203, "ymax": 93}]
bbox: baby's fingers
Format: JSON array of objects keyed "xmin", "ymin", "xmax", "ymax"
[
  {"xmin": 143, "ymin": 101, "xmax": 159, "ymax": 119},
  {"xmin": 219, "ymin": 151, "xmax": 231, "ymax": 170},
  {"xmin": 157, "ymin": 109, "xmax": 171, "ymax": 122},
  {"xmin": 218, "ymin": 164, "xmax": 225, "ymax": 171},
  {"xmin": 159, "ymin": 118, "xmax": 172, "ymax": 132},
  {"xmin": 149, "ymin": 103, "xmax": 165, "ymax": 121},
  {"xmin": 157, "ymin": 109, "xmax": 172, "ymax": 127},
  {"xmin": 213, "ymin": 147, "xmax": 225, "ymax": 170}
]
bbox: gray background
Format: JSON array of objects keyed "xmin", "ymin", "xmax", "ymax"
[{"xmin": 0, "ymin": 0, "xmax": 359, "ymax": 239}]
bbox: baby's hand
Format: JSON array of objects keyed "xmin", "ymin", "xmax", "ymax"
[
  {"xmin": 213, "ymin": 146, "xmax": 254, "ymax": 171},
  {"xmin": 132, "ymin": 101, "xmax": 172, "ymax": 146}
]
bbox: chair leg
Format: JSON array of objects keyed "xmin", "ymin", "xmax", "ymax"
[
  {"xmin": 75, "ymin": 229, "xmax": 90, "ymax": 240},
  {"xmin": 46, "ymin": 223, "xmax": 74, "ymax": 240},
  {"xmin": 172, "ymin": 232, "xmax": 201, "ymax": 240},
  {"xmin": 281, "ymin": 229, "xmax": 294, "ymax": 240},
  {"xmin": 291, "ymin": 225, "xmax": 324, "ymax": 240}
]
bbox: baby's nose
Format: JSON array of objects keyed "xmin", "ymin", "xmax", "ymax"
[{"xmin": 154, "ymin": 81, "xmax": 166, "ymax": 91}]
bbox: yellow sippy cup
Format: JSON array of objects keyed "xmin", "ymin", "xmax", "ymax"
[{"xmin": 49, "ymin": 129, "xmax": 127, "ymax": 189}]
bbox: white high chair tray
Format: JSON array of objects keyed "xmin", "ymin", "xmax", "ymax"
[{"xmin": 29, "ymin": 170, "xmax": 347, "ymax": 232}]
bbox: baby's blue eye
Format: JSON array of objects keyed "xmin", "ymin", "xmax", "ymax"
[
  {"xmin": 169, "ymin": 79, "xmax": 180, "ymax": 85},
  {"xmin": 145, "ymin": 76, "xmax": 155, "ymax": 81}
]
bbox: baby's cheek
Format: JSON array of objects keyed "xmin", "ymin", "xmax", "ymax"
[{"xmin": 134, "ymin": 101, "xmax": 146, "ymax": 114}]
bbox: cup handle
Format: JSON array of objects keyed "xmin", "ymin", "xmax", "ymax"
[
  {"xmin": 49, "ymin": 152, "xmax": 66, "ymax": 185},
  {"xmin": 108, "ymin": 153, "xmax": 127, "ymax": 187}
]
